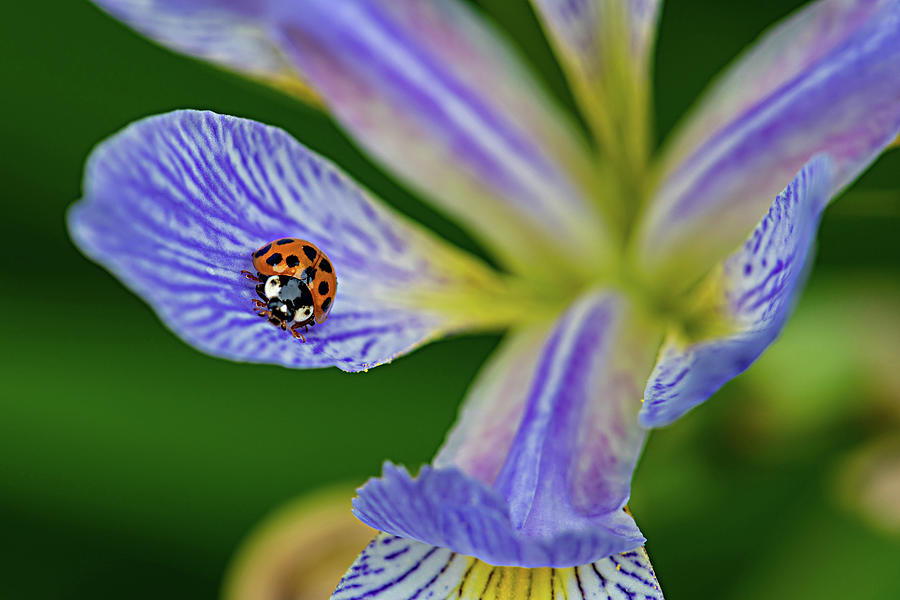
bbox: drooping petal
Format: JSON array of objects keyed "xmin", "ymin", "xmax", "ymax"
[
  {"xmin": 91, "ymin": 0, "xmax": 319, "ymax": 104},
  {"xmin": 639, "ymin": 156, "xmax": 832, "ymax": 428},
  {"xmin": 68, "ymin": 110, "xmax": 522, "ymax": 373},
  {"xmin": 331, "ymin": 533, "xmax": 664, "ymax": 600},
  {"xmin": 93, "ymin": 0, "xmax": 608, "ymax": 281},
  {"xmin": 531, "ymin": 0, "xmax": 661, "ymax": 171},
  {"xmin": 352, "ymin": 463, "xmax": 643, "ymax": 569},
  {"xmin": 636, "ymin": 0, "xmax": 900, "ymax": 286},
  {"xmin": 353, "ymin": 290, "xmax": 660, "ymax": 567}
]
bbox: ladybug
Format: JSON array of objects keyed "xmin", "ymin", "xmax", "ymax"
[{"xmin": 240, "ymin": 238, "xmax": 337, "ymax": 341}]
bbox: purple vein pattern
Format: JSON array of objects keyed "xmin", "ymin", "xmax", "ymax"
[
  {"xmin": 640, "ymin": 156, "xmax": 832, "ymax": 427},
  {"xmin": 68, "ymin": 110, "xmax": 496, "ymax": 372},
  {"xmin": 331, "ymin": 533, "xmax": 663, "ymax": 600},
  {"xmin": 638, "ymin": 0, "xmax": 900, "ymax": 282},
  {"xmin": 352, "ymin": 291, "xmax": 652, "ymax": 567}
]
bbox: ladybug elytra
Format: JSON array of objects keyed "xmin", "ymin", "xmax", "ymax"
[{"xmin": 241, "ymin": 238, "xmax": 337, "ymax": 341}]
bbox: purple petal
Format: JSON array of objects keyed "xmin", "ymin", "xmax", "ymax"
[
  {"xmin": 68, "ymin": 110, "xmax": 503, "ymax": 372},
  {"xmin": 352, "ymin": 464, "xmax": 643, "ymax": 569},
  {"xmin": 94, "ymin": 0, "xmax": 608, "ymax": 278},
  {"xmin": 353, "ymin": 290, "xmax": 659, "ymax": 567},
  {"xmin": 268, "ymin": 0, "xmax": 608, "ymax": 277},
  {"xmin": 91, "ymin": 0, "xmax": 318, "ymax": 102},
  {"xmin": 331, "ymin": 533, "xmax": 664, "ymax": 600},
  {"xmin": 637, "ymin": 0, "xmax": 900, "ymax": 284},
  {"xmin": 491, "ymin": 293, "xmax": 651, "ymax": 532},
  {"xmin": 640, "ymin": 156, "xmax": 832, "ymax": 427}
]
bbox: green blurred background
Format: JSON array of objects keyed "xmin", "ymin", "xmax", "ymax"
[{"xmin": 2, "ymin": 1, "xmax": 899, "ymax": 598}]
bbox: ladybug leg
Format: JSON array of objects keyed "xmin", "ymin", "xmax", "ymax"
[
  {"xmin": 255, "ymin": 284, "xmax": 267, "ymax": 301},
  {"xmin": 241, "ymin": 270, "xmax": 262, "ymax": 282},
  {"xmin": 290, "ymin": 323, "xmax": 307, "ymax": 343},
  {"xmin": 251, "ymin": 299, "xmax": 266, "ymax": 308}
]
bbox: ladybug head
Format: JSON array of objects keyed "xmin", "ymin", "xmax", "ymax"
[
  {"xmin": 262, "ymin": 275, "xmax": 314, "ymax": 325},
  {"xmin": 266, "ymin": 298, "xmax": 294, "ymax": 324}
]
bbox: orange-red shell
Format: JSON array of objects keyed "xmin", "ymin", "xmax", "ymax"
[{"xmin": 251, "ymin": 238, "xmax": 337, "ymax": 323}]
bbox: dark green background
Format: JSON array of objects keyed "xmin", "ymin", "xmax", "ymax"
[{"xmin": 2, "ymin": 1, "xmax": 899, "ymax": 598}]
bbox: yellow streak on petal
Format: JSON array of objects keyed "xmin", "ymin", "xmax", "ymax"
[
  {"xmin": 458, "ymin": 560, "xmax": 495, "ymax": 599},
  {"xmin": 384, "ymin": 225, "xmax": 570, "ymax": 334},
  {"xmin": 456, "ymin": 563, "xmax": 624, "ymax": 600},
  {"xmin": 890, "ymin": 132, "xmax": 900, "ymax": 149},
  {"xmin": 504, "ymin": 567, "xmax": 535, "ymax": 598},
  {"xmin": 527, "ymin": 566, "xmax": 554, "ymax": 600},
  {"xmin": 453, "ymin": 561, "xmax": 535, "ymax": 600},
  {"xmin": 260, "ymin": 70, "xmax": 323, "ymax": 107},
  {"xmin": 668, "ymin": 262, "xmax": 742, "ymax": 343},
  {"xmin": 409, "ymin": 275, "xmax": 567, "ymax": 334}
]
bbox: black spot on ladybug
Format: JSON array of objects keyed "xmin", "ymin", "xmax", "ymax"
[
  {"xmin": 318, "ymin": 281, "xmax": 329, "ymax": 295},
  {"xmin": 302, "ymin": 245, "xmax": 317, "ymax": 261},
  {"xmin": 285, "ymin": 255, "xmax": 300, "ymax": 268},
  {"xmin": 266, "ymin": 253, "xmax": 283, "ymax": 266},
  {"xmin": 254, "ymin": 243, "xmax": 271, "ymax": 258},
  {"xmin": 276, "ymin": 238, "xmax": 294, "ymax": 245},
  {"xmin": 300, "ymin": 267, "xmax": 316, "ymax": 284},
  {"xmin": 319, "ymin": 259, "xmax": 332, "ymax": 273},
  {"xmin": 321, "ymin": 297, "xmax": 332, "ymax": 312}
]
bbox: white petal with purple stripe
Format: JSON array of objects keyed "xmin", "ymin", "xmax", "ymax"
[
  {"xmin": 68, "ymin": 110, "xmax": 508, "ymax": 372},
  {"xmin": 331, "ymin": 533, "xmax": 664, "ymax": 600}
]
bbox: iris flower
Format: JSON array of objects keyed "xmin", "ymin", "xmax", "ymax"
[{"xmin": 69, "ymin": 0, "xmax": 900, "ymax": 597}]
